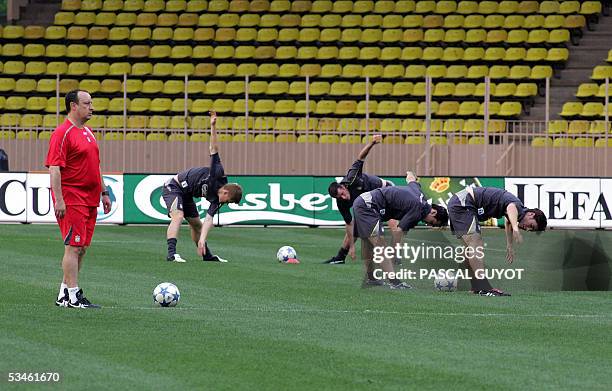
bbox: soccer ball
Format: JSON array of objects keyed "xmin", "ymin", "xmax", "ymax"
[
  {"xmin": 434, "ymin": 270, "xmax": 458, "ymax": 292},
  {"xmin": 277, "ymin": 246, "xmax": 299, "ymax": 264},
  {"xmin": 153, "ymin": 282, "xmax": 180, "ymax": 307}
]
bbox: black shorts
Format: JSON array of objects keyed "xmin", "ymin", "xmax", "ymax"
[
  {"xmin": 162, "ymin": 179, "xmax": 199, "ymax": 219},
  {"xmin": 448, "ymin": 189, "xmax": 481, "ymax": 238},
  {"xmin": 352, "ymin": 194, "xmax": 384, "ymax": 239}
]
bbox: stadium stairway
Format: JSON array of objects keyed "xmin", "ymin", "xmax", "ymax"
[
  {"xmin": 525, "ymin": 12, "xmax": 612, "ymax": 120},
  {"xmin": 15, "ymin": 0, "xmax": 61, "ymax": 27}
]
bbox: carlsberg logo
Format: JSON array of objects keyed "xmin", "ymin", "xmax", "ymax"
[{"xmin": 229, "ymin": 183, "xmax": 337, "ymax": 212}]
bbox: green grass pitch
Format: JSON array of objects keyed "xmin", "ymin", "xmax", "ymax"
[{"xmin": 1, "ymin": 224, "xmax": 611, "ymax": 390}]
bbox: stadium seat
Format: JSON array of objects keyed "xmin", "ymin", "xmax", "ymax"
[
  {"xmin": 531, "ymin": 136, "xmax": 554, "ymax": 147},
  {"xmin": 547, "ymin": 120, "xmax": 568, "ymax": 134},
  {"xmin": 595, "ymin": 138, "xmax": 612, "ymax": 147}
]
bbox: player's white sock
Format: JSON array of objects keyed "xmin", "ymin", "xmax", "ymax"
[
  {"xmin": 68, "ymin": 287, "xmax": 80, "ymax": 303},
  {"xmin": 57, "ymin": 282, "xmax": 67, "ymax": 301}
]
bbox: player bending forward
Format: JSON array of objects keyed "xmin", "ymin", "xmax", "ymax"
[
  {"xmin": 326, "ymin": 134, "xmax": 402, "ymax": 264},
  {"xmin": 162, "ymin": 112, "xmax": 242, "ymax": 263},
  {"xmin": 353, "ymin": 175, "xmax": 448, "ymax": 289},
  {"xmin": 448, "ymin": 186, "xmax": 547, "ymax": 296}
]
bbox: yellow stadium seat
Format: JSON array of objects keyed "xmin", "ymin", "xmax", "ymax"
[
  {"xmin": 531, "ymin": 136, "xmax": 554, "ymax": 147},
  {"xmin": 539, "ymin": 0, "xmax": 560, "ymax": 14},
  {"xmin": 67, "ymin": 26, "xmax": 88, "ymax": 40},
  {"xmin": 526, "ymin": 48, "xmax": 548, "ymax": 63},
  {"xmin": 484, "ymin": 47, "xmax": 506, "ymax": 62},
  {"xmin": 136, "ymin": 12, "xmax": 157, "ymax": 26},
  {"xmin": 148, "ymin": 115, "xmax": 169, "ymax": 129},
  {"xmin": 404, "ymin": 136, "xmax": 425, "ymax": 145},
  {"xmin": 3, "ymin": 61, "xmax": 25, "ymax": 75},
  {"xmin": 387, "ymin": 82, "xmax": 410, "ymax": 97},
  {"xmin": 88, "ymin": 26, "xmax": 109, "ymax": 40},
  {"xmin": 380, "ymin": 47, "xmax": 402, "ymax": 61},
  {"xmin": 517, "ymin": 1, "xmax": 539, "ymax": 14},
  {"xmin": 61, "ymin": 0, "xmax": 80, "ymax": 11},
  {"xmin": 440, "ymin": 65, "xmax": 464, "ymax": 80},
  {"xmin": 3, "ymin": 25, "xmax": 25, "ymax": 39},
  {"xmin": 402, "ymin": 29, "xmax": 423, "ymax": 44},
  {"xmin": 146, "ymin": 133, "xmax": 168, "ymax": 141},
  {"xmin": 92, "ymin": 97, "xmax": 109, "ymax": 112},
  {"xmin": 530, "ymin": 65, "xmax": 553, "ymax": 80},
  {"xmin": 107, "ymin": 97, "xmax": 128, "ymax": 112},
  {"xmin": 193, "ymin": 46, "xmax": 214, "ymax": 59},
  {"xmin": 422, "ymin": 47, "xmax": 443, "ymax": 61},
  {"xmin": 100, "ymin": 79, "xmax": 122, "ymax": 94},
  {"xmin": 251, "ymin": 134, "xmax": 273, "ymax": 143},
  {"xmin": 591, "ymin": 66, "xmax": 612, "ymax": 81},
  {"xmin": 19, "ymin": 113, "xmax": 42, "ymax": 129},
  {"xmin": 503, "ymin": 15, "xmax": 525, "ymax": 29},
  {"xmin": 546, "ymin": 120, "xmax": 568, "ymax": 134},
  {"xmin": 94, "ymin": 12, "xmax": 116, "ymax": 26},
  {"xmin": 109, "ymin": 45, "xmax": 131, "ymax": 58},
  {"xmin": 464, "ymin": 29, "xmax": 486, "ymax": 44},
  {"xmin": 437, "ymin": 101, "xmax": 460, "ymax": 116},
  {"xmin": 487, "ymin": 30, "xmax": 508, "ymax": 44},
  {"xmin": 458, "ymin": 101, "xmax": 480, "ymax": 117},
  {"xmin": 194, "ymin": 26, "xmax": 214, "ymax": 40},
  {"xmin": 106, "ymin": 115, "xmax": 125, "ymax": 128},
  {"xmin": 567, "ymin": 120, "xmax": 589, "ymax": 134},
  {"xmin": 166, "ymin": 0, "xmax": 186, "ymax": 12},
  {"xmin": 444, "ymin": 29, "xmax": 466, "ymax": 44},
  {"xmin": 442, "ymin": 119, "xmax": 464, "ymax": 133},
  {"xmin": 108, "ymin": 27, "xmax": 130, "ymax": 40},
  {"xmin": 573, "ymin": 137, "xmax": 595, "ymax": 147},
  {"xmin": 316, "ymin": 135, "xmax": 338, "ymax": 144},
  {"xmin": 564, "ymin": 15, "xmax": 586, "ymax": 30},
  {"xmin": 375, "ymin": 101, "xmax": 398, "ymax": 115},
  {"xmin": 129, "ymin": 98, "xmax": 150, "ymax": 113},
  {"xmin": 275, "ymin": 100, "xmax": 296, "ymax": 114},
  {"xmin": 46, "ymin": 61, "xmax": 68, "ymax": 75},
  {"xmin": 581, "ymin": 102, "xmax": 604, "ymax": 118},
  {"xmin": 595, "ymin": 138, "xmax": 612, "ymax": 147},
  {"xmin": 423, "ymin": 29, "xmax": 445, "ymax": 43},
  {"xmin": 433, "ymin": 82, "xmax": 455, "ymax": 97},
  {"xmin": 497, "ymin": 102, "xmax": 522, "ymax": 118},
  {"xmin": 483, "ymin": 14, "xmax": 504, "ymax": 29},
  {"xmin": 23, "ymin": 61, "xmax": 45, "ymax": 76},
  {"xmin": 508, "ymin": 65, "xmax": 531, "ymax": 80},
  {"xmin": 468, "ymin": 136, "xmax": 486, "ymax": 145},
  {"xmin": 190, "ymin": 132, "xmax": 211, "ymax": 142},
  {"xmin": 463, "ymin": 47, "xmax": 485, "ymax": 62},
  {"xmin": 524, "ymin": 14, "xmax": 545, "ymax": 29},
  {"xmin": 369, "ymin": 81, "xmax": 391, "ymax": 96},
  {"xmin": 14, "ymin": 79, "xmax": 36, "ymax": 93},
  {"xmin": 397, "ymin": 101, "xmax": 418, "ymax": 116},
  {"xmin": 1, "ymin": 113, "xmax": 20, "ymax": 128},
  {"xmin": 590, "ymin": 121, "xmax": 611, "ymax": 134},
  {"xmin": 4, "ymin": 96, "xmax": 27, "ymax": 111},
  {"xmin": 73, "ymin": 12, "xmax": 95, "ymax": 25},
  {"xmin": 552, "ymin": 135, "xmax": 577, "ymax": 147},
  {"xmin": 493, "ymin": 83, "xmax": 516, "ymax": 98}
]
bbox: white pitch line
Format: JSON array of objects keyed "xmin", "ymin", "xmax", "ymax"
[
  {"xmin": 102, "ymin": 306, "xmax": 610, "ymax": 319},
  {"xmin": 3, "ymin": 303, "xmax": 609, "ymax": 318}
]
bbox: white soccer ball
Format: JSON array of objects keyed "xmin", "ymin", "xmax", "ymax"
[
  {"xmin": 434, "ymin": 270, "xmax": 458, "ymax": 292},
  {"xmin": 277, "ymin": 246, "xmax": 298, "ymax": 263},
  {"xmin": 153, "ymin": 282, "xmax": 180, "ymax": 307}
]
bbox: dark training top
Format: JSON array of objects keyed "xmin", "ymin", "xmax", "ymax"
[
  {"xmin": 176, "ymin": 153, "xmax": 228, "ymax": 217},
  {"xmin": 337, "ymin": 159, "xmax": 384, "ymax": 224},
  {"xmin": 472, "ymin": 187, "xmax": 527, "ymax": 221},
  {"xmin": 368, "ymin": 183, "xmax": 432, "ymax": 231}
]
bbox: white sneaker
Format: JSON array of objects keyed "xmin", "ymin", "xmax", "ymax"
[
  {"xmin": 203, "ymin": 255, "xmax": 228, "ymax": 263},
  {"xmin": 167, "ymin": 254, "xmax": 187, "ymax": 263}
]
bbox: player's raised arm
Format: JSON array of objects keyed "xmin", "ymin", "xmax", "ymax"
[
  {"xmin": 357, "ymin": 134, "xmax": 382, "ymax": 160},
  {"xmin": 405, "ymin": 170, "xmax": 418, "ymax": 183},
  {"xmin": 209, "ymin": 111, "xmax": 218, "ymax": 155}
]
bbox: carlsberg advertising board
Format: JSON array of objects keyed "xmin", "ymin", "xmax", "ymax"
[{"xmin": 123, "ymin": 175, "xmax": 503, "ymax": 225}]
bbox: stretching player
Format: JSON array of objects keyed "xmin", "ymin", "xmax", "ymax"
[
  {"xmin": 448, "ymin": 186, "xmax": 547, "ymax": 296},
  {"xmin": 326, "ymin": 134, "xmax": 402, "ymax": 264},
  {"xmin": 162, "ymin": 112, "xmax": 242, "ymax": 263},
  {"xmin": 353, "ymin": 177, "xmax": 448, "ymax": 289}
]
